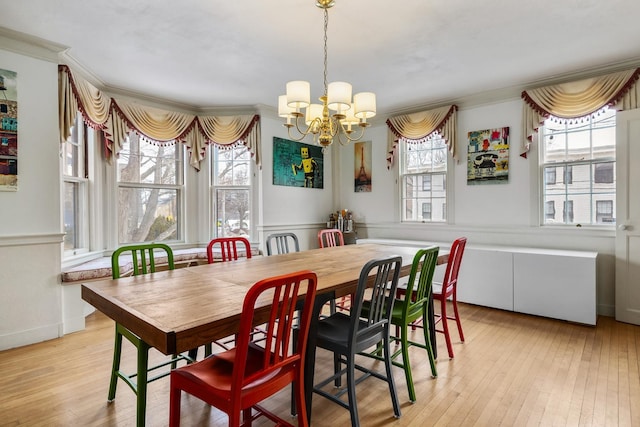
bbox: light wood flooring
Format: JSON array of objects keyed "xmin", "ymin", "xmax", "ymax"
[{"xmin": 2, "ymin": 303, "xmax": 640, "ymax": 427}]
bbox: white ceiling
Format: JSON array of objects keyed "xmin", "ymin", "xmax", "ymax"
[{"xmin": 1, "ymin": 0, "xmax": 640, "ymax": 116}]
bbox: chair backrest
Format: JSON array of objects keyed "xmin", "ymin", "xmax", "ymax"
[
  {"xmin": 206, "ymin": 237, "xmax": 252, "ymax": 264},
  {"xmin": 349, "ymin": 256, "xmax": 402, "ymax": 348},
  {"xmin": 318, "ymin": 229, "xmax": 344, "ymax": 248},
  {"xmin": 401, "ymin": 246, "xmax": 440, "ymax": 316},
  {"xmin": 232, "ymin": 270, "xmax": 317, "ymax": 394},
  {"xmin": 111, "ymin": 243, "xmax": 175, "ymax": 279},
  {"xmin": 441, "ymin": 237, "xmax": 467, "ymax": 298},
  {"xmin": 265, "ymin": 232, "xmax": 300, "ymax": 256}
]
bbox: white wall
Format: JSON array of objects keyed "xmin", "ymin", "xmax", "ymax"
[
  {"xmin": 0, "ymin": 48, "xmax": 63, "ymax": 350},
  {"xmin": 339, "ymin": 99, "xmax": 616, "ymax": 317}
]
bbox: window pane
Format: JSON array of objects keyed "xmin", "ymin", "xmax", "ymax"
[
  {"xmin": 63, "ymin": 181, "xmax": 79, "ymax": 250},
  {"xmin": 216, "ymin": 188, "xmax": 249, "ymax": 237},
  {"xmin": 214, "ymin": 145, "xmax": 251, "ymax": 186},
  {"xmin": 118, "ymin": 138, "xmax": 180, "ymax": 185},
  {"xmin": 118, "ymin": 187, "xmax": 178, "ymax": 243}
]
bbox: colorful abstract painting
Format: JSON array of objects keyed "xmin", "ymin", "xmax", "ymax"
[
  {"xmin": 0, "ymin": 68, "xmax": 17, "ymax": 191},
  {"xmin": 272, "ymin": 137, "xmax": 324, "ymax": 189},
  {"xmin": 467, "ymin": 127, "xmax": 509, "ymax": 185}
]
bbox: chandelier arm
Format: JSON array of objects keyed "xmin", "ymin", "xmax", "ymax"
[{"xmin": 338, "ymin": 123, "xmax": 368, "ymax": 143}]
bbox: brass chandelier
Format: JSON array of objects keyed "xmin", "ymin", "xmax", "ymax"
[{"xmin": 278, "ymin": 0, "xmax": 376, "ymax": 149}]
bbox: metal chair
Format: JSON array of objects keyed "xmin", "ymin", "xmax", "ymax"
[
  {"xmin": 265, "ymin": 232, "xmax": 300, "ymax": 255},
  {"xmin": 311, "ymin": 256, "xmax": 403, "ymax": 427},
  {"xmin": 169, "ymin": 270, "xmax": 318, "ymax": 427},
  {"xmin": 387, "ymin": 247, "xmax": 439, "ymax": 402},
  {"xmin": 317, "ymin": 228, "xmax": 344, "ymax": 248},
  {"xmin": 206, "ymin": 236, "xmax": 252, "ymax": 263},
  {"xmin": 433, "ymin": 237, "xmax": 468, "ymax": 358},
  {"xmin": 317, "ymin": 228, "xmax": 350, "ymax": 312},
  {"xmin": 108, "ymin": 243, "xmax": 194, "ymax": 427}
]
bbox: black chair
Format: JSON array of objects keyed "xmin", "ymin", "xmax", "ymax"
[
  {"xmin": 311, "ymin": 256, "xmax": 403, "ymax": 427},
  {"xmin": 265, "ymin": 232, "xmax": 300, "ymax": 255}
]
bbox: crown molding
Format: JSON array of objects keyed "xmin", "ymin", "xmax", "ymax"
[{"xmin": 0, "ymin": 26, "xmax": 67, "ymax": 62}]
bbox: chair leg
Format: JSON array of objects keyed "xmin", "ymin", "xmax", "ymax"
[
  {"xmin": 400, "ymin": 323, "xmax": 416, "ymax": 402},
  {"xmin": 452, "ymin": 299, "xmax": 465, "ymax": 342},
  {"xmin": 169, "ymin": 383, "xmax": 181, "ymax": 427},
  {"xmin": 422, "ymin": 305, "xmax": 437, "ymax": 378},
  {"xmin": 440, "ymin": 300, "xmax": 454, "ymax": 359},
  {"xmin": 383, "ymin": 333, "xmax": 401, "ymax": 418},
  {"xmin": 108, "ymin": 326, "xmax": 123, "ymax": 402},
  {"xmin": 346, "ymin": 353, "xmax": 360, "ymax": 427},
  {"xmin": 333, "ymin": 352, "xmax": 342, "ymax": 387}
]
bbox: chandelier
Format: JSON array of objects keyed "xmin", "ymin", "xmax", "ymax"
[{"xmin": 278, "ymin": 0, "xmax": 376, "ymax": 149}]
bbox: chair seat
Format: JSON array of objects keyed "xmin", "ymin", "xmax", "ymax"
[
  {"xmin": 316, "ymin": 312, "xmax": 385, "ymax": 351},
  {"xmin": 173, "ymin": 345, "xmax": 292, "ymax": 397}
]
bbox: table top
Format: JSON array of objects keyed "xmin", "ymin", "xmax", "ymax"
[{"xmin": 81, "ymin": 243, "xmax": 447, "ymax": 355}]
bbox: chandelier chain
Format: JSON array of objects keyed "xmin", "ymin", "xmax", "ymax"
[{"xmin": 323, "ymin": 7, "xmax": 328, "ymax": 97}]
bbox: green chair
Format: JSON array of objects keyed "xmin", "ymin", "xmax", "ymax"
[
  {"xmin": 108, "ymin": 243, "xmax": 194, "ymax": 427},
  {"xmin": 389, "ymin": 246, "xmax": 439, "ymax": 402},
  {"xmin": 365, "ymin": 247, "xmax": 439, "ymax": 403}
]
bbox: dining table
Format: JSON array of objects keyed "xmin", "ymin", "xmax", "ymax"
[{"xmin": 82, "ymin": 242, "xmax": 448, "ymax": 426}]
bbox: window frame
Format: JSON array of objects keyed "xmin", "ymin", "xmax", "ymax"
[
  {"xmin": 399, "ymin": 133, "xmax": 450, "ymax": 224},
  {"xmin": 115, "ymin": 133, "xmax": 185, "ymax": 245},
  {"xmin": 539, "ymin": 108, "xmax": 616, "ymax": 227},
  {"xmin": 210, "ymin": 143, "xmax": 254, "ymax": 240},
  {"xmin": 61, "ymin": 114, "xmax": 90, "ymax": 257}
]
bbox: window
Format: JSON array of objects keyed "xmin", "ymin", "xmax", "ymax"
[
  {"xmin": 563, "ymin": 200, "xmax": 574, "ymax": 223},
  {"xmin": 117, "ymin": 134, "xmax": 183, "ymax": 243},
  {"xmin": 62, "ymin": 114, "xmax": 89, "ymax": 255},
  {"xmin": 211, "ymin": 144, "xmax": 251, "ymax": 239},
  {"xmin": 540, "ymin": 107, "xmax": 616, "ymax": 225},
  {"xmin": 400, "ymin": 133, "xmax": 447, "ymax": 222},
  {"xmin": 545, "ymin": 201, "xmax": 556, "ymax": 220},
  {"xmin": 596, "ymin": 200, "xmax": 614, "ymax": 223},
  {"xmin": 422, "ymin": 202, "xmax": 432, "ymax": 220}
]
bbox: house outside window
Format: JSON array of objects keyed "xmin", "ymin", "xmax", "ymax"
[
  {"xmin": 596, "ymin": 200, "xmax": 614, "ymax": 223},
  {"xmin": 545, "ymin": 201, "xmax": 556, "ymax": 220},
  {"xmin": 116, "ymin": 133, "xmax": 183, "ymax": 244},
  {"xmin": 540, "ymin": 107, "xmax": 616, "ymax": 225},
  {"xmin": 211, "ymin": 144, "xmax": 251, "ymax": 239},
  {"xmin": 62, "ymin": 113, "xmax": 89, "ymax": 255},
  {"xmin": 401, "ymin": 133, "xmax": 447, "ymax": 222}
]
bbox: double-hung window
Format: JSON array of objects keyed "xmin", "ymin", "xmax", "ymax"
[
  {"xmin": 400, "ymin": 133, "xmax": 447, "ymax": 222},
  {"xmin": 211, "ymin": 144, "xmax": 251, "ymax": 239},
  {"xmin": 540, "ymin": 107, "xmax": 616, "ymax": 225},
  {"xmin": 62, "ymin": 114, "xmax": 89, "ymax": 255},
  {"xmin": 116, "ymin": 133, "xmax": 183, "ymax": 243}
]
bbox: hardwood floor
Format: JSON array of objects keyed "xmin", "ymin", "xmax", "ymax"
[{"xmin": 2, "ymin": 303, "xmax": 639, "ymax": 426}]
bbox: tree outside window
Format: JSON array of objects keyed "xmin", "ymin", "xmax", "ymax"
[{"xmin": 212, "ymin": 144, "xmax": 251, "ymax": 239}]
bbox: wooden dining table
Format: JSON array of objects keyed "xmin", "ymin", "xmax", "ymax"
[{"xmin": 82, "ymin": 243, "xmax": 448, "ymax": 425}]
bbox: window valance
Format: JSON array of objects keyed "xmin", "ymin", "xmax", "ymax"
[
  {"xmin": 58, "ymin": 65, "xmax": 261, "ymax": 170},
  {"xmin": 520, "ymin": 67, "xmax": 640, "ymax": 158},
  {"xmin": 385, "ymin": 104, "xmax": 458, "ymax": 169}
]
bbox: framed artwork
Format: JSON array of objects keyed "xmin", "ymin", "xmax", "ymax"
[
  {"xmin": 467, "ymin": 127, "xmax": 509, "ymax": 185},
  {"xmin": 0, "ymin": 68, "xmax": 18, "ymax": 191},
  {"xmin": 272, "ymin": 137, "xmax": 324, "ymax": 189},
  {"xmin": 354, "ymin": 141, "xmax": 372, "ymax": 192}
]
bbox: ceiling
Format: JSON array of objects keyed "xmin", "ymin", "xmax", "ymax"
[{"xmin": 1, "ymin": 0, "xmax": 640, "ymax": 116}]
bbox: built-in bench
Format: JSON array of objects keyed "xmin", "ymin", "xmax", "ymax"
[
  {"xmin": 358, "ymin": 238, "xmax": 598, "ymax": 325},
  {"xmin": 60, "ymin": 246, "xmax": 260, "ymax": 335}
]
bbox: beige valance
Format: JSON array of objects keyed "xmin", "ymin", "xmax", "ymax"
[
  {"xmin": 385, "ymin": 105, "xmax": 458, "ymax": 169},
  {"xmin": 58, "ymin": 65, "xmax": 261, "ymax": 170},
  {"xmin": 520, "ymin": 67, "xmax": 640, "ymax": 158}
]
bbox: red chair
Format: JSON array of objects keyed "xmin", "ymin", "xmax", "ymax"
[
  {"xmin": 207, "ymin": 237, "xmax": 252, "ymax": 264},
  {"xmin": 169, "ymin": 270, "xmax": 318, "ymax": 427},
  {"xmin": 317, "ymin": 229, "xmax": 344, "ymax": 248},
  {"xmin": 317, "ymin": 229, "xmax": 350, "ymax": 312},
  {"xmin": 433, "ymin": 237, "xmax": 467, "ymax": 359}
]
